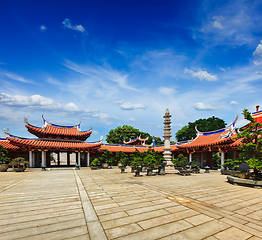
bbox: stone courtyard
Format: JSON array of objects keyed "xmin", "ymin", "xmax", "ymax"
[{"xmin": 1, "ymin": 168, "xmax": 262, "ymax": 240}]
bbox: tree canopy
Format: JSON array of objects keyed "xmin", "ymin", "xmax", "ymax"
[
  {"xmin": 235, "ymin": 109, "xmax": 262, "ymax": 176},
  {"xmin": 106, "ymin": 125, "xmax": 153, "ymax": 145},
  {"xmin": 175, "ymin": 116, "xmax": 226, "ymax": 142}
]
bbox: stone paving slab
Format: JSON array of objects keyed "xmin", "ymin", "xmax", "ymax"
[{"xmin": 1, "ymin": 167, "xmax": 262, "ymax": 239}]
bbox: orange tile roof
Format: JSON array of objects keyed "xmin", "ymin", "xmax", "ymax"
[
  {"xmin": 101, "ymin": 145, "xmax": 149, "ymax": 153},
  {"xmin": 178, "ymin": 131, "xmax": 234, "ymax": 149},
  {"xmin": 101, "ymin": 144, "xmax": 165, "ymax": 153},
  {"xmin": 7, "ymin": 137, "xmax": 101, "ymax": 151},
  {"xmin": 0, "ymin": 140, "xmax": 20, "ymax": 150},
  {"xmin": 26, "ymin": 125, "xmax": 92, "ymax": 139}
]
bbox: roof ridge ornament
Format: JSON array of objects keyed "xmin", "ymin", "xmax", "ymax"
[
  {"xmin": 42, "ymin": 115, "xmax": 81, "ymax": 129},
  {"xmin": 3, "ymin": 127, "xmax": 10, "ymax": 137},
  {"xmin": 195, "ymin": 115, "xmax": 238, "ymax": 137}
]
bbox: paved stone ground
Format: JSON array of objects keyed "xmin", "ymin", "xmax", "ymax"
[{"xmin": 1, "ymin": 167, "xmax": 262, "ymax": 240}]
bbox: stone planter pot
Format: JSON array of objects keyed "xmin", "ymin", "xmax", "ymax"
[
  {"xmin": 158, "ymin": 162, "xmax": 167, "ymax": 175},
  {"xmin": 179, "ymin": 169, "xmax": 191, "ymax": 176},
  {"xmin": 90, "ymin": 166, "xmax": 98, "ymax": 170},
  {"xmin": 119, "ymin": 166, "xmax": 126, "ymax": 173},
  {"xmin": 175, "ymin": 166, "xmax": 183, "ymax": 171},
  {"xmin": 146, "ymin": 166, "xmax": 154, "ymax": 176},
  {"xmin": 134, "ymin": 169, "xmax": 140, "ymax": 177},
  {"xmin": 118, "ymin": 163, "xmax": 123, "ymax": 168},
  {"xmin": 227, "ymin": 176, "xmax": 262, "ymax": 188},
  {"xmin": 102, "ymin": 163, "xmax": 109, "ymax": 169},
  {"xmin": 14, "ymin": 167, "xmax": 25, "ymax": 172},
  {"xmin": 192, "ymin": 168, "xmax": 200, "ymax": 173},
  {"xmin": 130, "ymin": 166, "xmax": 135, "ymax": 173},
  {"xmin": 221, "ymin": 169, "xmax": 241, "ymax": 175},
  {"xmin": 0, "ymin": 164, "xmax": 9, "ymax": 172}
]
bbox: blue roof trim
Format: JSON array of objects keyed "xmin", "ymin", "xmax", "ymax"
[
  {"xmin": 202, "ymin": 129, "xmax": 226, "ymax": 136},
  {"xmin": 50, "ymin": 123, "xmax": 74, "ymax": 129}
]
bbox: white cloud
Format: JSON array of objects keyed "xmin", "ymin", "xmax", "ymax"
[
  {"xmin": 1, "ymin": 71, "xmax": 35, "ymax": 84},
  {"xmin": 40, "ymin": 25, "xmax": 46, "ymax": 31},
  {"xmin": 253, "ymin": 40, "xmax": 262, "ymax": 58},
  {"xmin": 62, "ymin": 19, "xmax": 85, "ymax": 33},
  {"xmin": 236, "ymin": 118, "xmax": 249, "ymax": 128},
  {"xmin": 0, "ymin": 93, "xmax": 112, "ymax": 124},
  {"xmin": 253, "ymin": 60, "xmax": 262, "ymax": 66},
  {"xmin": 212, "ymin": 16, "xmax": 224, "ymax": 29},
  {"xmin": 195, "ymin": 1, "xmax": 262, "ymax": 47},
  {"xmin": 230, "ymin": 101, "xmax": 238, "ymax": 105},
  {"xmin": 115, "ymin": 101, "xmax": 145, "ymax": 110},
  {"xmin": 63, "ymin": 60, "xmax": 138, "ymax": 91},
  {"xmin": 0, "ymin": 93, "xmax": 75, "ymax": 111},
  {"xmin": 184, "ymin": 68, "xmax": 218, "ymax": 81},
  {"xmin": 194, "ymin": 102, "xmax": 217, "ymax": 111},
  {"xmin": 158, "ymin": 87, "xmax": 175, "ymax": 96}
]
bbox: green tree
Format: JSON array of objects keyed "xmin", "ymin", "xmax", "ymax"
[
  {"xmin": 99, "ymin": 149, "xmax": 113, "ymax": 164},
  {"xmin": 130, "ymin": 149, "xmax": 143, "ymax": 167},
  {"xmin": 115, "ymin": 151, "xmax": 127, "ymax": 165},
  {"xmin": 212, "ymin": 153, "xmax": 220, "ymax": 168},
  {"xmin": 154, "ymin": 137, "xmax": 164, "ymax": 146},
  {"xmin": 235, "ymin": 109, "xmax": 262, "ymax": 176},
  {"xmin": 106, "ymin": 125, "xmax": 153, "ymax": 144},
  {"xmin": 175, "ymin": 116, "xmax": 226, "ymax": 141},
  {"xmin": 172, "ymin": 154, "xmax": 188, "ymax": 168},
  {"xmin": 0, "ymin": 145, "xmax": 10, "ymax": 164}
]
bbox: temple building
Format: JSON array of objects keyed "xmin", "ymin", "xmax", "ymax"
[
  {"xmin": 170, "ymin": 106, "xmax": 262, "ymax": 169},
  {"xmin": 0, "ymin": 116, "xmax": 102, "ymax": 167},
  {"xmin": 0, "ymin": 106, "xmax": 261, "ymax": 168}
]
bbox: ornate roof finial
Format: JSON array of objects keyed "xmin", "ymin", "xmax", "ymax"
[{"xmin": 3, "ymin": 127, "xmax": 10, "ymax": 137}]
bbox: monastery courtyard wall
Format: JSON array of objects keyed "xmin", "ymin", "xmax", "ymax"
[{"xmin": 1, "ymin": 168, "xmax": 262, "ymax": 239}]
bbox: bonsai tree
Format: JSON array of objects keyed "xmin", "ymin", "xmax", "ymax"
[
  {"xmin": 235, "ymin": 109, "xmax": 262, "ymax": 177},
  {"xmin": 212, "ymin": 152, "xmax": 220, "ymax": 168},
  {"xmin": 220, "ymin": 158, "xmax": 235, "ymax": 170},
  {"xmin": 115, "ymin": 151, "xmax": 127, "ymax": 166},
  {"xmin": 0, "ymin": 145, "xmax": 11, "ymax": 165},
  {"xmin": 143, "ymin": 153, "xmax": 157, "ymax": 167},
  {"xmin": 90, "ymin": 158, "xmax": 100, "ymax": 166},
  {"xmin": 143, "ymin": 149, "xmax": 161, "ymax": 167},
  {"xmin": 10, "ymin": 157, "xmax": 29, "ymax": 171},
  {"xmin": 99, "ymin": 149, "xmax": 113, "ymax": 165},
  {"xmin": 191, "ymin": 164, "xmax": 200, "ymax": 169},
  {"xmin": 172, "ymin": 153, "xmax": 188, "ymax": 168},
  {"xmin": 130, "ymin": 149, "xmax": 143, "ymax": 167}
]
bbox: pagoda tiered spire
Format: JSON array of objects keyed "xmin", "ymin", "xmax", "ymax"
[{"xmin": 163, "ymin": 108, "xmax": 173, "ymax": 167}]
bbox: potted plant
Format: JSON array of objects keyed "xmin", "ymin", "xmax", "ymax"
[
  {"xmin": 0, "ymin": 145, "xmax": 11, "ymax": 172},
  {"xmin": 10, "ymin": 157, "xmax": 29, "ymax": 172},
  {"xmin": 130, "ymin": 149, "xmax": 143, "ymax": 177},
  {"xmin": 172, "ymin": 154, "xmax": 191, "ymax": 175},
  {"xmin": 172, "ymin": 153, "xmax": 188, "ymax": 169},
  {"xmin": 116, "ymin": 151, "xmax": 127, "ymax": 173},
  {"xmin": 99, "ymin": 149, "xmax": 113, "ymax": 169},
  {"xmin": 220, "ymin": 158, "xmax": 240, "ymax": 175},
  {"xmin": 152, "ymin": 150, "xmax": 166, "ymax": 175},
  {"xmin": 144, "ymin": 150, "xmax": 158, "ymax": 176},
  {"xmin": 90, "ymin": 158, "xmax": 100, "ymax": 170},
  {"xmin": 191, "ymin": 164, "xmax": 200, "ymax": 173}
]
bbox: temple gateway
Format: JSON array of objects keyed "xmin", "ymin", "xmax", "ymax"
[{"xmin": 1, "ymin": 106, "xmax": 261, "ymax": 168}]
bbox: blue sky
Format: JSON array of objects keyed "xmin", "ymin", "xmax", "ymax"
[{"xmin": 0, "ymin": 0, "xmax": 262, "ymax": 142}]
